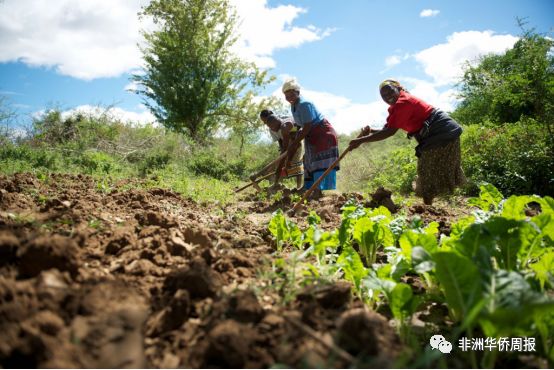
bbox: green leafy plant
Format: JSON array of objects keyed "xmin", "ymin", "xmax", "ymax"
[
  {"xmin": 268, "ymin": 209, "xmax": 302, "ymax": 251},
  {"xmin": 265, "ymin": 182, "xmax": 554, "ymax": 367}
]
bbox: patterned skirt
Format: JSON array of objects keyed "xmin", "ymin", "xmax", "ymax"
[
  {"xmin": 304, "ymin": 119, "xmax": 339, "ymax": 184},
  {"xmin": 415, "ymin": 138, "xmax": 466, "ymax": 201},
  {"xmin": 285, "ymin": 142, "xmax": 304, "ymax": 177}
]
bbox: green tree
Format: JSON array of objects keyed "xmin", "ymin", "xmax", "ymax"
[
  {"xmin": 453, "ymin": 24, "xmax": 554, "ymax": 138},
  {"xmin": 133, "ymin": 0, "xmax": 274, "ymax": 144},
  {"xmin": 0, "ymin": 95, "xmax": 18, "ymax": 143}
]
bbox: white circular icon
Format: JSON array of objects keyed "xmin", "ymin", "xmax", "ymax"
[
  {"xmin": 438, "ymin": 340, "xmax": 453, "ymax": 354},
  {"xmin": 429, "ymin": 334, "xmax": 452, "ymax": 354}
]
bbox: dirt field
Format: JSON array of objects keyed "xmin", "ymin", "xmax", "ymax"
[{"xmin": 0, "ymin": 173, "xmax": 470, "ymax": 368}]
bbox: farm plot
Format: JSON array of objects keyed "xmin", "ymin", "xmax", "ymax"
[{"xmin": 0, "ymin": 173, "xmax": 552, "ymax": 368}]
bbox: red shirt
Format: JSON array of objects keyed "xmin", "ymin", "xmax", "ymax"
[{"xmin": 385, "ymin": 91, "xmax": 434, "ymax": 134}]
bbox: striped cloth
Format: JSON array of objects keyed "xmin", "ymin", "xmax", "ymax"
[{"xmin": 303, "ymin": 119, "xmax": 339, "ymax": 189}]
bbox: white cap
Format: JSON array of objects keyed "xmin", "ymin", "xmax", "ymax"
[{"xmin": 282, "ymin": 78, "xmax": 301, "ymax": 93}]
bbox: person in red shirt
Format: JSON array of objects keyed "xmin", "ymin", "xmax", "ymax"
[{"xmin": 349, "ymin": 79, "xmax": 466, "ymax": 205}]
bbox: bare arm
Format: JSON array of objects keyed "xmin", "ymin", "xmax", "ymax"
[
  {"xmin": 280, "ymin": 122, "xmax": 292, "ymax": 152},
  {"xmin": 273, "ymin": 122, "xmax": 312, "ymax": 184},
  {"xmin": 349, "ymin": 126, "xmax": 398, "ymax": 149},
  {"xmin": 288, "ymin": 122, "xmax": 312, "ymax": 153}
]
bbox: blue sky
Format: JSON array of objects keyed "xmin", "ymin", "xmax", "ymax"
[{"xmin": 0, "ymin": 0, "xmax": 552, "ymax": 134}]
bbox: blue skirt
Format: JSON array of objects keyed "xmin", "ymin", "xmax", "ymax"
[{"xmin": 304, "ymin": 169, "xmax": 337, "ymax": 190}]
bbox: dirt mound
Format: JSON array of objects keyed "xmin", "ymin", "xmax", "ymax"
[
  {"xmin": 335, "ymin": 307, "xmax": 400, "ymax": 365},
  {"xmin": 17, "ymin": 235, "xmax": 81, "ymax": 278},
  {"xmin": 0, "ymin": 173, "xmax": 427, "ymax": 368},
  {"xmin": 365, "ymin": 186, "xmax": 400, "ymax": 213}
]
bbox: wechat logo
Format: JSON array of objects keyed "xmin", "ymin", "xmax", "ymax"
[{"xmin": 430, "ymin": 334, "xmax": 453, "ymax": 354}]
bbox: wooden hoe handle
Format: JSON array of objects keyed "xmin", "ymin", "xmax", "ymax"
[
  {"xmin": 234, "ymin": 151, "xmax": 288, "ymax": 193},
  {"xmin": 289, "ymin": 146, "xmax": 351, "ymax": 213}
]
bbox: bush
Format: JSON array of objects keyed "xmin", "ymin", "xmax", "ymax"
[
  {"xmin": 0, "ymin": 144, "xmax": 62, "ymax": 172},
  {"xmin": 369, "ymin": 145, "xmax": 417, "ymax": 194},
  {"xmin": 0, "ymin": 143, "xmax": 33, "ymax": 162},
  {"xmin": 461, "ymin": 118, "xmax": 553, "ymax": 196},
  {"xmin": 75, "ymin": 150, "xmax": 120, "ymax": 175},
  {"xmin": 138, "ymin": 152, "xmax": 172, "ymax": 176},
  {"xmin": 338, "ymin": 132, "xmax": 414, "ymax": 193},
  {"xmin": 187, "ymin": 151, "xmax": 248, "ymax": 181}
]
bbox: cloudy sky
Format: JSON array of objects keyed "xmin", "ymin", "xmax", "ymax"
[{"xmin": 0, "ymin": 0, "xmax": 552, "ymax": 134}]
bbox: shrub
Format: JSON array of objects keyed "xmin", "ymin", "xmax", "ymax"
[
  {"xmin": 138, "ymin": 152, "xmax": 172, "ymax": 176},
  {"xmin": 0, "ymin": 144, "xmax": 62, "ymax": 171},
  {"xmin": 461, "ymin": 118, "xmax": 553, "ymax": 196},
  {"xmin": 74, "ymin": 150, "xmax": 120, "ymax": 175},
  {"xmin": 0, "ymin": 143, "xmax": 33, "ymax": 162},
  {"xmin": 187, "ymin": 151, "xmax": 248, "ymax": 181},
  {"xmin": 369, "ymin": 146, "xmax": 417, "ymax": 194}
]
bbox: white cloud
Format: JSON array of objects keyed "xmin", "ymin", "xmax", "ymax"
[
  {"xmin": 124, "ymin": 82, "xmax": 139, "ymax": 93},
  {"xmin": 59, "ymin": 105, "xmax": 157, "ymax": 126},
  {"xmin": 414, "ymin": 30, "xmax": 518, "ymax": 85},
  {"xmin": 420, "ymin": 9, "xmax": 440, "ymax": 18},
  {"xmin": 400, "ymin": 78, "xmax": 459, "ymax": 112},
  {"xmin": 0, "ymin": 0, "xmax": 332, "ymax": 79},
  {"xmin": 229, "ymin": 0, "xmax": 335, "ymax": 68},
  {"xmin": 0, "ymin": 0, "xmax": 152, "ymax": 80},
  {"xmin": 381, "ymin": 53, "xmax": 411, "ymax": 73},
  {"xmin": 372, "ymin": 30, "xmax": 518, "ymax": 114},
  {"xmin": 385, "ymin": 55, "xmax": 401, "ymax": 68}
]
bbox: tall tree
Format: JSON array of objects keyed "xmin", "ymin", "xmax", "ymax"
[
  {"xmin": 453, "ymin": 23, "xmax": 554, "ymax": 139},
  {"xmin": 0, "ymin": 95, "xmax": 16, "ymax": 141},
  {"xmin": 133, "ymin": 0, "xmax": 274, "ymax": 143}
]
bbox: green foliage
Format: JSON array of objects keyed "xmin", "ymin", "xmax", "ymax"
[
  {"xmin": 530, "ymin": 251, "xmax": 554, "ymax": 290},
  {"xmin": 337, "ymin": 131, "xmax": 415, "ymax": 194},
  {"xmin": 453, "ymin": 27, "xmax": 554, "ymax": 134},
  {"xmin": 187, "ymin": 150, "xmax": 248, "ymax": 181},
  {"xmin": 268, "ymin": 209, "xmax": 303, "ymax": 251},
  {"xmin": 144, "ymin": 167, "xmax": 237, "ymax": 205},
  {"xmin": 134, "ymin": 0, "xmax": 275, "ymax": 143},
  {"xmin": 468, "ymin": 183, "xmax": 504, "ymax": 211},
  {"xmin": 352, "ymin": 210, "xmax": 395, "ymax": 266},
  {"xmin": 434, "ymin": 252, "xmax": 483, "ymax": 321},
  {"xmin": 0, "ymin": 143, "xmax": 61, "ymax": 172},
  {"xmin": 461, "ymin": 119, "xmax": 554, "ymax": 196},
  {"xmin": 75, "ymin": 150, "xmax": 120, "ymax": 175},
  {"xmin": 266, "ymin": 183, "xmax": 554, "ymax": 366},
  {"xmin": 0, "ymin": 95, "xmax": 19, "ymax": 144},
  {"xmin": 369, "ymin": 145, "xmax": 417, "ymax": 194},
  {"xmin": 337, "ymin": 244, "xmax": 367, "ymax": 292},
  {"xmin": 1, "ymin": 109, "xmax": 264, "ymax": 205},
  {"xmin": 138, "ymin": 152, "xmax": 171, "ymax": 176},
  {"xmin": 389, "ymin": 283, "xmax": 419, "ymax": 323},
  {"xmin": 32, "ymin": 109, "xmax": 119, "ymax": 149}
]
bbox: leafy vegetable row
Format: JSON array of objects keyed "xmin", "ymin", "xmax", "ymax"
[{"xmin": 268, "ymin": 184, "xmax": 554, "ymax": 365}]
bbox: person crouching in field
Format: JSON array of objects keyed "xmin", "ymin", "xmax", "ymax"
[
  {"xmin": 250, "ymin": 110, "xmax": 304, "ymax": 190},
  {"xmin": 348, "ymin": 79, "xmax": 466, "ymax": 206},
  {"xmin": 281, "ymin": 78, "xmax": 340, "ymax": 198}
]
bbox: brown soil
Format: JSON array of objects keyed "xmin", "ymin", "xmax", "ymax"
[{"xmin": 0, "ymin": 173, "xmax": 468, "ymax": 368}]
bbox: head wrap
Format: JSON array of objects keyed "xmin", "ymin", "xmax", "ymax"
[
  {"xmin": 259, "ymin": 109, "xmax": 273, "ymax": 119},
  {"xmin": 282, "ymin": 78, "xmax": 301, "ymax": 93},
  {"xmin": 266, "ymin": 115, "xmax": 281, "ymax": 125},
  {"xmin": 379, "ymin": 79, "xmax": 402, "ymax": 91}
]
